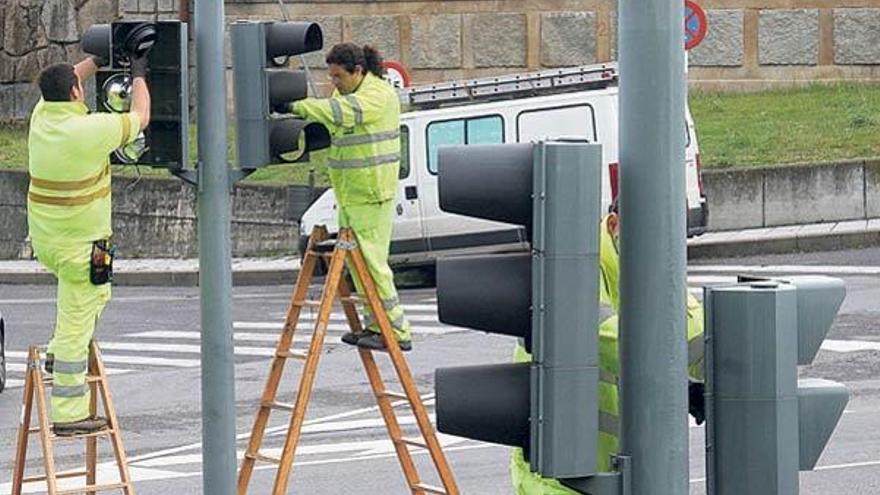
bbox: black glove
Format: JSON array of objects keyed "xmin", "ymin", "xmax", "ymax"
[
  {"xmin": 90, "ymin": 54, "xmax": 109, "ymax": 68},
  {"xmin": 273, "ymin": 101, "xmax": 293, "ymax": 114},
  {"xmin": 688, "ymin": 380, "xmax": 706, "ymax": 425},
  {"xmin": 130, "ymin": 54, "xmax": 149, "ymax": 79}
]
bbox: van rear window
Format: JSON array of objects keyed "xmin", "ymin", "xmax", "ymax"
[{"xmin": 427, "ymin": 115, "xmax": 504, "ymax": 174}]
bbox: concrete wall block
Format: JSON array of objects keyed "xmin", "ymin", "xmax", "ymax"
[
  {"xmin": 122, "ymin": 0, "xmax": 138, "ymax": 15},
  {"xmin": 759, "ymin": 9, "xmax": 819, "ymax": 66},
  {"xmin": 232, "ymin": 184, "xmax": 290, "ymax": 223},
  {"xmin": 231, "ymin": 223, "xmax": 299, "ymax": 257},
  {"xmin": 111, "ymin": 176, "xmax": 197, "ymax": 218},
  {"xmin": 703, "ymin": 168, "xmax": 764, "ymax": 231},
  {"xmin": 4, "ymin": 1, "xmax": 48, "ymax": 56},
  {"xmin": 78, "ymin": 0, "xmax": 121, "ymax": 36},
  {"xmin": 689, "ymin": 10, "xmax": 743, "ymax": 67},
  {"xmin": 0, "ymin": 53, "xmax": 14, "ymax": 83},
  {"xmin": 0, "ymin": 170, "xmax": 29, "ymax": 205},
  {"xmin": 411, "ymin": 14, "xmax": 462, "ymax": 69},
  {"xmin": 0, "ymin": 2, "xmax": 6, "ymax": 52},
  {"xmin": 540, "ymin": 11, "xmax": 596, "ymax": 67},
  {"xmin": 348, "ymin": 15, "xmax": 401, "ymax": 62},
  {"xmin": 764, "ymin": 162, "xmax": 864, "ymax": 226},
  {"xmin": 834, "ymin": 9, "xmax": 880, "ymax": 65},
  {"xmin": 13, "ymin": 82, "xmax": 40, "ymax": 120},
  {"xmin": 113, "ymin": 214, "xmax": 197, "ymax": 258},
  {"xmin": 42, "ymin": 0, "xmax": 79, "ymax": 43},
  {"xmin": 472, "ymin": 13, "xmax": 527, "ymax": 68},
  {"xmin": 864, "ymin": 160, "xmax": 880, "ymax": 218}
]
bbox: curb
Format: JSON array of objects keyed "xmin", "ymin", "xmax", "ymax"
[
  {"xmin": 2, "ymin": 228, "xmax": 878, "ymax": 287},
  {"xmin": 688, "ymin": 228, "xmax": 880, "ymax": 259}
]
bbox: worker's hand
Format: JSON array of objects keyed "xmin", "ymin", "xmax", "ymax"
[
  {"xmin": 688, "ymin": 380, "xmax": 705, "ymax": 425},
  {"xmin": 90, "ymin": 54, "xmax": 109, "ymax": 68},
  {"xmin": 273, "ymin": 101, "xmax": 293, "ymax": 114},
  {"xmin": 130, "ymin": 53, "xmax": 149, "ymax": 79}
]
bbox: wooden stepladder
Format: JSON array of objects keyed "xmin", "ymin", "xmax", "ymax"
[
  {"xmin": 237, "ymin": 226, "xmax": 459, "ymax": 495},
  {"xmin": 11, "ymin": 342, "xmax": 135, "ymax": 495}
]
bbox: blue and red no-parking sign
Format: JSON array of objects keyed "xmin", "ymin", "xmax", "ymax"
[{"xmin": 685, "ymin": 0, "xmax": 708, "ymax": 50}]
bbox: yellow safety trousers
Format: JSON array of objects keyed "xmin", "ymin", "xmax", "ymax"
[
  {"xmin": 339, "ymin": 200, "xmax": 411, "ymax": 342},
  {"xmin": 34, "ymin": 241, "xmax": 110, "ymax": 423}
]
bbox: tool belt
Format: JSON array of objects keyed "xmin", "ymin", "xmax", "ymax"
[{"xmin": 90, "ymin": 239, "xmax": 115, "ymax": 285}]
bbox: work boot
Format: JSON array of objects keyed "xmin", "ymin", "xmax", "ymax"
[
  {"xmin": 356, "ymin": 333, "xmax": 412, "ymax": 352},
  {"xmin": 53, "ymin": 416, "xmax": 108, "ymax": 437},
  {"xmin": 44, "ymin": 353, "xmax": 54, "ymax": 374},
  {"xmin": 341, "ymin": 330, "xmax": 370, "ymax": 346}
]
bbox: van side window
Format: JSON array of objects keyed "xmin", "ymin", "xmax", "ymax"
[
  {"xmin": 516, "ymin": 104, "xmax": 597, "ymax": 143},
  {"xmin": 399, "ymin": 125, "xmax": 410, "ymax": 179},
  {"xmin": 427, "ymin": 115, "xmax": 504, "ymax": 174}
]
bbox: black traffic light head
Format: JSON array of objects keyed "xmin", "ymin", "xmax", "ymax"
[
  {"xmin": 231, "ymin": 21, "xmax": 331, "ymax": 169},
  {"xmin": 435, "ymin": 141, "xmax": 603, "ymax": 479},
  {"xmin": 83, "ymin": 21, "xmax": 190, "ymax": 169}
]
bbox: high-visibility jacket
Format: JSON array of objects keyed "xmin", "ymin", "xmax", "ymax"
[
  {"xmin": 292, "ymin": 72, "xmax": 400, "ymax": 207},
  {"xmin": 27, "ymin": 99, "xmax": 140, "ymax": 245},
  {"xmin": 510, "ymin": 214, "xmax": 705, "ymax": 493}
]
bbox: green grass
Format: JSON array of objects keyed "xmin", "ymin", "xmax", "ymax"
[
  {"xmin": 3, "ymin": 83, "xmax": 879, "ymax": 179},
  {"xmin": 689, "ymin": 83, "xmax": 880, "ymax": 168}
]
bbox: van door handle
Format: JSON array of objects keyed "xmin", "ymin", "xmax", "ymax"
[{"xmin": 405, "ymin": 186, "xmax": 418, "ymax": 200}]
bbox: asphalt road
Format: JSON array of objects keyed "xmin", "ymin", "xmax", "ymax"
[{"xmin": 1, "ymin": 250, "xmax": 879, "ymax": 494}]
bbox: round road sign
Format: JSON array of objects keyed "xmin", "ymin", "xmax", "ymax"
[
  {"xmin": 685, "ymin": 0, "xmax": 708, "ymax": 50},
  {"xmin": 382, "ymin": 60, "xmax": 412, "ymax": 89}
]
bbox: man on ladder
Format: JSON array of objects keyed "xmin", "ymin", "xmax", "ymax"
[
  {"xmin": 27, "ymin": 50, "xmax": 151, "ymax": 435},
  {"xmin": 286, "ymin": 43, "xmax": 412, "ymax": 351}
]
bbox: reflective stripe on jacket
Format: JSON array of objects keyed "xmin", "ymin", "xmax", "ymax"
[{"xmin": 292, "ymin": 72, "xmax": 400, "ymax": 206}]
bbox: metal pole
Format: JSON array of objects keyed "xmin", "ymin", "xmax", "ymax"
[
  {"xmin": 618, "ymin": 0, "xmax": 688, "ymax": 493},
  {"xmin": 195, "ymin": 2, "xmax": 237, "ymax": 495}
]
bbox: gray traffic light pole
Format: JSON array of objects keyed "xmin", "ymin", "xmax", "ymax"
[
  {"xmin": 195, "ymin": 2, "xmax": 237, "ymax": 495},
  {"xmin": 618, "ymin": 0, "xmax": 689, "ymax": 494}
]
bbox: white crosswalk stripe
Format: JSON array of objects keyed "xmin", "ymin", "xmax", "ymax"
[{"xmin": 0, "ymin": 276, "xmax": 865, "ymax": 392}]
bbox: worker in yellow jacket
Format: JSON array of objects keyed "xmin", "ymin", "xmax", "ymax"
[
  {"xmin": 28, "ymin": 52, "xmax": 151, "ymax": 436},
  {"xmin": 289, "ymin": 43, "xmax": 411, "ymax": 351},
  {"xmin": 510, "ymin": 207, "xmax": 705, "ymax": 493}
]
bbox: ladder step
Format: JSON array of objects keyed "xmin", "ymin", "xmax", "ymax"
[
  {"xmin": 339, "ymin": 296, "xmax": 366, "ymax": 305},
  {"xmin": 307, "ymin": 249, "xmax": 335, "ymax": 258},
  {"xmin": 411, "ymin": 482, "xmax": 447, "ymax": 494},
  {"xmin": 246, "ymin": 451, "xmax": 282, "ymax": 465},
  {"xmin": 377, "ymin": 390, "xmax": 409, "ymax": 401},
  {"xmin": 23, "ymin": 468, "xmax": 88, "ymax": 483},
  {"xmin": 399, "ymin": 437, "xmax": 430, "ymax": 449},
  {"xmin": 56, "ymin": 482, "xmax": 130, "ymax": 495},
  {"xmin": 294, "ymin": 299, "xmax": 322, "ymax": 308},
  {"xmin": 264, "ymin": 400, "xmax": 295, "ymax": 412},
  {"xmin": 277, "ymin": 350, "xmax": 308, "ymax": 360},
  {"xmin": 51, "ymin": 429, "xmax": 115, "ymax": 442}
]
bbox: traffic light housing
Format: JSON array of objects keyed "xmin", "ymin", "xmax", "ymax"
[
  {"xmin": 82, "ymin": 21, "xmax": 190, "ymax": 170},
  {"xmin": 231, "ymin": 21, "xmax": 331, "ymax": 169},
  {"xmin": 434, "ymin": 141, "xmax": 603, "ymax": 479},
  {"xmin": 705, "ymin": 276, "xmax": 849, "ymax": 495}
]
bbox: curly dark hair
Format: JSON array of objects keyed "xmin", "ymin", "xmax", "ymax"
[{"xmin": 325, "ymin": 43, "xmax": 385, "ymax": 78}]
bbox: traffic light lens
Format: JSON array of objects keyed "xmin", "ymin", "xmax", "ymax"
[
  {"xmin": 269, "ymin": 119, "xmax": 332, "ymax": 162},
  {"xmin": 114, "ymin": 131, "xmax": 147, "ymax": 164},
  {"xmin": 123, "ymin": 23, "xmax": 158, "ymax": 58},
  {"xmin": 102, "ymin": 74, "xmax": 132, "ymax": 113}
]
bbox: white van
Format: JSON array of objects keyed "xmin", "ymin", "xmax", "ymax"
[{"xmin": 299, "ymin": 63, "xmax": 708, "ymax": 268}]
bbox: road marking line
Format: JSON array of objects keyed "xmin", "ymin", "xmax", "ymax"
[
  {"xmin": 96, "ymin": 342, "xmax": 277, "ymax": 357},
  {"xmin": 5, "ymin": 362, "xmax": 133, "ymax": 376},
  {"xmin": 6, "ymin": 350, "xmax": 200, "ymax": 368},
  {"xmin": 821, "ymin": 339, "xmax": 880, "ymax": 353}
]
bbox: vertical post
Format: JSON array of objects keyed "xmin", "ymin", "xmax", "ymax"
[
  {"xmin": 195, "ymin": 2, "xmax": 237, "ymax": 495},
  {"xmin": 618, "ymin": 0, "xmax": 688, "ymax": 494}
]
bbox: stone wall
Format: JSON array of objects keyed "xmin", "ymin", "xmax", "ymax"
[
  {"xmin": 0, "ymin": 168, "xmax": 322, "ymax": 259},
  {"xmin": 3, "ymin": 0, "xmax": 880, "ymax": 117}
]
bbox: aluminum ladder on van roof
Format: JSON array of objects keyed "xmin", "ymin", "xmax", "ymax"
[{"xmin": 402, "ymin": 62, "xmax": 618, "ymax": 110}]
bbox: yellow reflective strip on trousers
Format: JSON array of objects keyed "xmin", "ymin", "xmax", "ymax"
[
  {"xmin": 29, "ymin": 165, "xmax": 109, "ymax": 191},
  {"xmin": 29, "ymin": 184, "xmax": 111, "ymax": 206}
]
